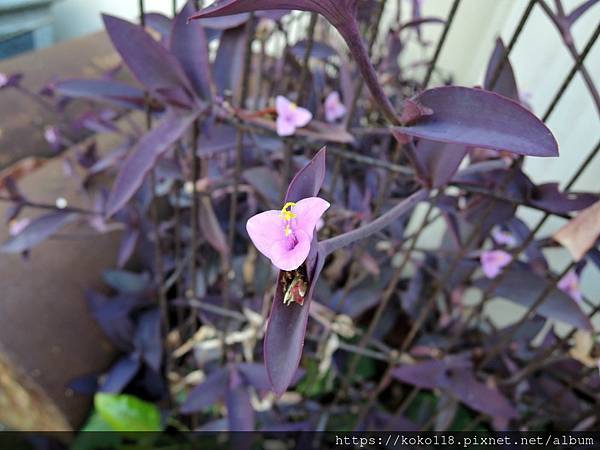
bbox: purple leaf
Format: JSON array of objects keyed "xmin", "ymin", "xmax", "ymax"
[
  {"xmin": 117, "ymin": 227, "xmax": 140, "ymax": 268},
  {"xmin": 226, "ymin": 369, "xmax": 255, "ymax": 431},
  {"xmin": 484, "ymin": 38, "xmax": 519, "ymax": 101},
  {"xmin": 106, "ymin": 110, "xmax": 196, "ymax": 217},
  {"xmin": 399, "ymin": 134, "xmax": 467, "ymax": 188},
  {"xmin": 395, "ymin": 86, "xmax": 559, "ymax": 157},
  {"xmin": 285, "ymin": 146, "xmax": 327, "ymax": 202},
  {"xmin": 100, "ymin": 356, "xmax": 140, "ymax": 393},
  {"xmin": 392, "ymin": 357, "xmax": 517, "ymax": 427},
  {"xmin": 529, "ymin": 183, "xmax": 597, "ymax": 214},
  {"xmin": 0, "ymin": 212, "xmax": 74, "ymax": 254},
  {"xmin": 86, "ymin": 291, "xmax": 138, "ymax": 351},
  {"xmin": 180, "ymin": 367, "xmax": 229, "ymax": 414},
  {"xmin": 319, "ymin": 189, "xmax": 428, "ymax": 256},
  {"xmin": 263, "ymin": 147, "xmax": 327, "ymax": 396},
  {"xmin": 237, "ymin": 363, "xmax": 272, "ymax": 391},
  {"xmin": 198, "ymin": 196, "xmax": 229, "ymax": 256},
  {"xmin": 566, "ymin": 0, "xmax": 600, "ymax": 26},
  {"xmin": 171, "ymin": 1, "xmax": 213, "ymax": 102},
  {"xmin": 55, "ymin": 78, "xmax": 146, "ymax": 109},
  {"xmin": 102, "ymin": 14, "xmax": 193, "ymax": 101},
  {"xmin": 475, "ymin": 266, "xmax": 593, "ymax": 330},
  {"xmin": 213, "ymin": 25, "xmax": 248, "ymax": 100},
  {"xmin": 145, "ymin": 13, "xmax": 173, "ymax": 41},
  {"xmin": 134, "ymin": 309, "xmax": 162, "ymax": 372}
]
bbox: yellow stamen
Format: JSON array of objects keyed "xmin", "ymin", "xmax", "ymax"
[
  {"xmin": 285, "ymin": 224, "xmax": 292, "ymax": 237},
  {"xmin": 290, "ymin": 102, "xmax": 298, "ymax": 111},
  {"xmin": 280, "ymin": 202, "xmax": 297, "ymax": 221}
]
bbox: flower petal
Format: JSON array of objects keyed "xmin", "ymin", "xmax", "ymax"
[
  {"xmin": 291, "ymin": 106, "xmax": 312, "ymax": 128},
  {"xmin": 246, "ymin": 210, "xmax": 283, "ymax": 258},
  {"xmin": 276, "ymin": 116, "xmax": 296, "ymax": 136},
  {"xmin": 275, "ymin": 95, "xmax": 292, "ymax": 114},
  {"xmin": 291, "ymin": 197, "xmax": 330, "ymax": 239},
  {"xmin": 269, "ymin": 229, "xmax": 311, "ymax": 271},
  {"xmin": 481, "ymin": 250, "xmax": 512, "ymax": 279}
]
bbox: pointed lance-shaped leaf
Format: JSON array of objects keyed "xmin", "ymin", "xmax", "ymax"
[
  {"xmin": 475, "ymin": 265, "xmax": 593, "ymax": 330},
  {"xmin": 171, "ymin": 1, "xmax": 213, "ymax": 102},
  {"xmin": 102, "ymin": 14, "xmax": 193, "ymax": 102},
  {"xmin": 180, "ymin": 367, "xmax": 229, "ymax": 414},
  {"xmin": 484, "ymin": 38, "xmax": 519, "ymax": 102},
  {"xmin": 263, "ymin": 146, "xmax": 327, "ymax": 396},
  {"xmin": 54, "ymin": 78, "xmax": 146, "ymax": 110},
  {"xmin": 395, "ymin": 86, "xmax": 559, "ymax": 157},
  {"xmin": 106, "ymin": 110, "xmax": 197, "ymax": 217},
  {"xmin": 0, "ymin": 212, "xmax": 75, "ymax": 254},
  {"xmin": 396, "ymin": 132, "xmax": 467, "ymax": 189}
]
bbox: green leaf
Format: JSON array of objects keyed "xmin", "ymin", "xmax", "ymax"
[
  {"xmin": 94, "ymin": 393, "xmax": 162, "ymax": 432},
  {"xmin": 72, "ymin": 412, "xmax": 121, "ymax": 450}
]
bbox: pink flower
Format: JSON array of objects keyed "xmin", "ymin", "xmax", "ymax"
[
  {"xmin": 0, "ymin": 72, "xmax": 8, "ymax": 88},
  {"xmin": 558, "ymin": 269, "xmax": 583, "ymax": 306},
  {"xmin": 275, "ymin": 95, "xmax": 312, "ymax": 136},
  {"xmin": 44, "ymin": 126, "xmax": 59, "ymax": 145},
  {"xmin": 246, "ymin": 197, "xmax": 329, "ymax": 271},
  {"xmin": 480, "ymin": 249, "xmax": 513, "ymax": 279},
  {"xmin": 9, "ymin": 218, "xmax": 31, "ymax": 236},
  {"xmin": 492, "ymin": 227, "xmax": 517, "ymax": 247},
  {"xmin": 324, "ymin": 91, "xmax": 347, "ymax": 123}
]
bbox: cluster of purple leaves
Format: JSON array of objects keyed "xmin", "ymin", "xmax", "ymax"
[{"xmin": 1, "ymin": 0, "xmax": 599, "ymax": 434}]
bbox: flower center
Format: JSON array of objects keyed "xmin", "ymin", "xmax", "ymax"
[{"xmin": 280, "ymin": 202, "xmax": 297, "ymax": 221}]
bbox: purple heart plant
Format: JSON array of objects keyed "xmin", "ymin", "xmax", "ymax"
[{"xmin": 2, "ymin": 0, "xmax": 599, "ymax": 436}]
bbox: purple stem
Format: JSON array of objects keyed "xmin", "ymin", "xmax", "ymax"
[
  {"xmin": 319, "ymin": 188, "xmax": 430, "ymax": 256},
  {"xmin": 339, "ymin": 20, "xmax": 401, "ymax": 125}
]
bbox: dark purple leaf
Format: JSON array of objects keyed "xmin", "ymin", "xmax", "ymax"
[
  {"xmin": 171, "ymin": 1, "xmax": 213, "ymax": 101},
  {"xmin": 475, "ymin": 266, "xmax": 592, "ymax": 330},
  {"xmin": 0, "ymin": 212, "xmax": 74, "ymax": 254},
  {"xmin": 566, "ymin": 0, "xmax": 600, "ymax": 26},
  {"xmin": 213, "ymin": 25, "xmax": 248, "ymax": 100},
  {"xmin": 134, "ymin": 309, "xmax": 162, "ymax": 372},
  {"xmin": 319, "ymin": 189, "xmax": 428, "ymax": 256},
  {"xmin": 117, "ymin": 227, "xmax": 140, "ymax": 268},
  {"xmin": 393, "ymin": 357, "xmax": 517, "ymax": 427},
  {"xmin": 484, "ymin": 38, "xmax": 519, "ymax": 101},
  {"xmin": 264, "ymin": 147, "xmax": 327, "ymax": 396},
  {"xmin": 243, "ymin": 166, "xmax": 282, "ymax": 205},
  {"xmin": 145, "ymin": 13, "xmax": 172, "ymax": 41},
  {"xmin": 106, "ymin": 110, "xmax": 196, "ymax": 217},
  {"xmin": 285, "ymin": 146, "xmax": 327, "ymax": 202},
  {"xmin": 87, "ymin": 291, "xmax": 140, "ymax": 351},
  {"xmin": 102, "ymin": 14, "xmax": 193, "ymax": 100},
  {"xmin": 226, "ymin": 369, "xmax": 255, "ymax": 431},
  {"xmin": 395, "ymin": 86, "xmax": 559, "ymax": 157},
  {"xmin": 445, "ymin": 370, "xmax": 517, "ymax": 428},
  {"xmin": 180, "ymin": 367, "xmax": 229, "ymax": 414},
  {"xmin": 54, "ymin": 78, "xmax": 145, "ymax": 109},
  {"xmin": 198, "ymin": 196, "xmax": 229, "ymax": 256},
  {"xmin": 401, "ymin": 135, "xmax": 468, "ymax": 188},
  {"xmin": 237, "ymin": 363, "xmax": 272, "ymax": 390},
  {"xmin": 529, "ymin": 183, "xmax": 597, "ymax": 214},
  {"xmin": 100, "ymin": 356, "xmax": 140, "ymax": 393}
]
